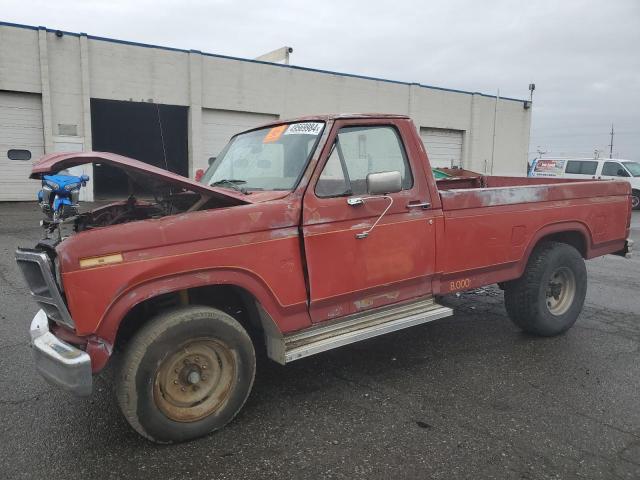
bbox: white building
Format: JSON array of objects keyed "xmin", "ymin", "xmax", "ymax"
[{"xmin": 0, "ymin": 21, "xmax": 532, "ymax": 201}]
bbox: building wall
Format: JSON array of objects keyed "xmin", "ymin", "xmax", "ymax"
[{"xmin": 0, "ymin": 22, "xmax": 532, "ymax": 200}]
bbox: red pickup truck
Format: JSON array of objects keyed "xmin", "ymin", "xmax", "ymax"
[{"xmin": 16, "ymin": 114, "xmax": 633, "ymax": 443}]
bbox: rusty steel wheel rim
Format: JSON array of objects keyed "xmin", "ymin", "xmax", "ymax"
[
  {"xmin": 153, "ymin": 338, "xmax": 236, "ymax": 423},
  {"xmin": 545, "ymin": 267, "xmax": 576, "ymax": 316}
]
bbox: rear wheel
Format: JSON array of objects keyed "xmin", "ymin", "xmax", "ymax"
[
  {"xmin": 504, "ymin": 242, "xmax": 587, "ymax": 336},
  {"xmin": 116, "ymin": 306, "xmax": 256, "ymax": 443}
]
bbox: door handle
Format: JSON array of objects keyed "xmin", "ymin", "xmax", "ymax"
[{"xmin": 406, "ymin": 201, "xmax": 431, "ymax": 210}]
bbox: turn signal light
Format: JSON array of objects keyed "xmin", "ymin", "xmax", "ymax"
[{"xmin": 79, "ymin": 253, "xmax": 123, "ymax": 269}]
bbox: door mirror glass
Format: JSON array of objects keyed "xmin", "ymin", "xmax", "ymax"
[
  {"xmin": 617, "ymin": 168, "xmax": 629, "ymax": 177},
  {"xmin": 367, "ymin": 171, "xmax": 402, "ymax": 195}
]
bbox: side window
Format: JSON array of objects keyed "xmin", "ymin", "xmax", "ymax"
[
  {"xmin": 602, "ymin": 161, "xmax": 628, "ymax": 177},
  {"xmin": 565, "ymin": 160, "xmax": 597, "ymax": 175},
  {"xmin": 564, "ymin": 161, "xmax": 580, "ymax": 174},
  {"xmin": 316, "ymin": 126, "xmax": 413, "ymax": 197},
  {"xmin": 581, "ymin": 161, "xmax": 598, "ymax": 175}
]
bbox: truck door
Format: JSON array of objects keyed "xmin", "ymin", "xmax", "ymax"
[{"xmin": 302, "ymin": 118, "xmax": 438, "ymax": 323}]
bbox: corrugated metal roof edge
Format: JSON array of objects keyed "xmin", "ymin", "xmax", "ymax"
[{"xmin": 0, "ymin": 20, "xmax": 526, "ymax": 103}]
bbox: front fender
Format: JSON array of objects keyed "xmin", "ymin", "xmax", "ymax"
[{"xmin": 94, "ymin": 267, "xmax": 311, "ymax": 345}]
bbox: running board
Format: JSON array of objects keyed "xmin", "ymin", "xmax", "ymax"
[{"xmin": 266, "ymin": 298, "xmax": 453, "ymax": 364}]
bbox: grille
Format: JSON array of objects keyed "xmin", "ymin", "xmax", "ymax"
[{"xmin": 15, "ymin": 248, "xmax": 75, "ymax": 329}]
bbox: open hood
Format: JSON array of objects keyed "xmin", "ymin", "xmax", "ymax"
[{"xmin": 31, "ymin": 151, "xmax": 249, "ymax": 204}]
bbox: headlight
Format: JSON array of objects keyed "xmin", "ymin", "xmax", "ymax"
[
  {"xmin": 45, "ymin": 180, "xmax": 60, "ymax": 190},
  {"xmin": 64, "ymin": 182, "xmax": 80, "ymax": 191}
]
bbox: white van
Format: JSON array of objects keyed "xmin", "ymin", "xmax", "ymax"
[{"xmin": 529, "ymin": 157, "xmax": 640, "ymax": 209}]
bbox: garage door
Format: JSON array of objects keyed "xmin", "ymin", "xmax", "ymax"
[
  {"xmin": 200, "ymin": 109, "xmax": 278, "ymax": 170},
  {"xmin": 0, "ymin": 92, "xmax": 45, "ymax": 201},
  {"xmin": 420, "ymin": 128, "xmax": 463, "ymax": 169}
]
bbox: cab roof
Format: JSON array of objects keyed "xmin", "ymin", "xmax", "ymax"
[{"xmin": 255, "ymin": 113, "xmax": 410, "ymax": 129}]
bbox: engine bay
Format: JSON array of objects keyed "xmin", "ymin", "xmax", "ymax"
[
  {"xmin": 73, "ymin": 192, "xmax": 214, "ymax": 231},
  {"xmin": 40, "ymin": 188, "xmax": 236, "ymax": 244},
  {"xmin": 31, "ymin": 154, "xmax": 249, "ymax": 243}
]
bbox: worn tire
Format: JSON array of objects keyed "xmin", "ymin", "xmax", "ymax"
[
  {"xmin": 116, "ymin": 306, "xmax": 256, "ymax": 443},
  {"xmin": 504, "ymin": 242, "xmax": 587, "ymax": 336},
  {"xmin": 632, "ymin": 190, "xmax": 640, "ymax": 210}
]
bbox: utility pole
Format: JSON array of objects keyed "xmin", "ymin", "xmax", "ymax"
[{"xmin": 608, "ymin": 124, "xmax": 614, "ymax": 158}]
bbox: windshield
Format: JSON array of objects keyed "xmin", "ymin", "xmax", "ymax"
[
  {"xmin": 201, "ymin": 122, "xmax": 325, "ymax": 192},
  {"xmin": 623, "ymin": 161, "xmax": 640, "ymax": 177}
]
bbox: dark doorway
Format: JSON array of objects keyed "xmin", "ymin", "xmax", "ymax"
[{"xmin": 90, "ymin": 98, "xmax": 188, "ymax": 198}]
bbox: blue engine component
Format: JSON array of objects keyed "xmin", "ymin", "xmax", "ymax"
[{"xmin": 38, "ymin": 172, "xmax": 90, "ymax": 222}]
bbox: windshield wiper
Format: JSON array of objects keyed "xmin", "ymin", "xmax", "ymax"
[{"xmin": 211, "ymin": 179, "xmax": 248, "ymax": 194}]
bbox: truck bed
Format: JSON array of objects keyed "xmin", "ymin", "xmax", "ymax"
[
  {"xmin": 438, "ymin": 175, "xmax": 630, "ymax": 210},
  {"xmin": 434, "ymin": 174, "xmax": 631, "ymax": 294}
]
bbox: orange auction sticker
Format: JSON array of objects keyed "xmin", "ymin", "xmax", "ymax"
[{"xmin": 263, "ymin": 125, "xmax": 286, "ymax": 143}]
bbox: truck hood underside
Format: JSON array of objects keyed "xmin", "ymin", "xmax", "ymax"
[{"xmin": 30, "ymin": 151, "xmax": 249, "ymax": 205}]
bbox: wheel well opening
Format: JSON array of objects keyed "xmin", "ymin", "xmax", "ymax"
[
  {"xmin": 536, "ymin": 231, "xmax": 587, "ymax": 258},
  {"xmin": 114, "ymin": 285, "xmax": 264, "ymax": 352}
]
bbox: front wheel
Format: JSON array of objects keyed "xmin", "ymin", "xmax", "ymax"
[
  {"xmin": 632, "ymin": 190, "xmax": 640, "ymax": 210},
  {"xmin": 504, "ymin": 242, "xmax": 587, "ymax": 336},
  {"xmin": 116, "ymin": 306, "xmax": 256, "ymax": 443}
]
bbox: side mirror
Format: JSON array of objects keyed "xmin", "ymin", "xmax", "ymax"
[
  {"xmin": 617, "ymin": 169, "xmax": 629, "ymax": 177},
  {"xmin": 208, "ymin": 157, "xmax": 216, "ymax": 166},
  {"xmin": 195, "ymin": 169, "xmax": 205, "ymax": 182},
  {"xmin": 346, "ymin": 171, "xmax": 402, "ymax": 240},
  {"xmin": 367, "ymin": 171, "xmax": 402, "ymax": 195}
]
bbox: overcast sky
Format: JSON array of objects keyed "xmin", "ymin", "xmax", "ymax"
[{"xmin": 4, "ymin": 0, "xmax": 640, "ymax": 160}]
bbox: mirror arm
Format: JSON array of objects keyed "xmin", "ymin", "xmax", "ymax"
[{"xmin": 347, "ymin": 195, "xmax": 394, "ymax": 239}]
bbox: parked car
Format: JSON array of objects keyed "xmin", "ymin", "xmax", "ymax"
[
  {"xmin": 529, "ymin": 157, "xmax": 640, "ymax": 209},
  {"xmin": 16, "ymin": 114, "xmax": 633, "ymax": 443}
]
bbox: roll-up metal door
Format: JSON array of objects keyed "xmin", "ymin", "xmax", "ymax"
[
  {"xmin": 200, "ymin": 109, "xmax": 278, "ymax": 170},
  {"xmin": 0, "ymin": 92, "xmax": 44, "ymax": 201},
  {"xmin": 419, "ymin": 127, "xmax": 463, "ymax": 169}
]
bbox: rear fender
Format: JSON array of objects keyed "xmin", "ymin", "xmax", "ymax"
[{"xmin": 518, "ymin": 221, "xmax": 592, "ymax": 276}]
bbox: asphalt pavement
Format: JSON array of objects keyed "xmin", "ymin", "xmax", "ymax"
[{"xmin": 0, "ymin": 202, "xmax": 638, "ymax": 480}]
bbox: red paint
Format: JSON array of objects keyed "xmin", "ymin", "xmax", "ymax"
[{"xmin": 34, "ymin": 114, "xmax": 631, "ymax": 373}]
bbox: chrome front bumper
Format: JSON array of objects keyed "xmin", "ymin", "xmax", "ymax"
[{"xmin": 30, "ymin": 309, "xmax": 92, "ymax": 396}]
